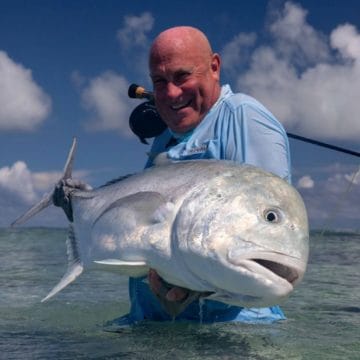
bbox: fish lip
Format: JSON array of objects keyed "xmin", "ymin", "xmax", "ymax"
[
  {"xmin": 250, "ymin": 258, "xmax": 300, "ymax": 285},
  {"xmin": 227, "ymin": 251, "xmax": 305, "ymax": 286}
]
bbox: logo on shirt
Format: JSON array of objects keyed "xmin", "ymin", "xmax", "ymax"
[{"xmin": 182, "ymin": 144, "xmax": 208, "ymax": 156}]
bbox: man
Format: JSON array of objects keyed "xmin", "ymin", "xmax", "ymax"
[
  {"xmin": 120, "ymin": 26, "xmax": 291, "ymax": 326},
  {"xmin": 55, "ymin": 26, "xmax": 290, "ymax": 325}
]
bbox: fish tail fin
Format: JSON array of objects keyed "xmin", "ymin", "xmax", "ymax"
[
  {"xmin": 62, "ymin": 136, "xmax": 77, "ymax": 180},
  {"xmin": 42, "ymin": 225, "xmax": 83, "ymax": 302},
  {"xmin": 11, "ymin": 138, "xmax": 77, "ymax": 227}
]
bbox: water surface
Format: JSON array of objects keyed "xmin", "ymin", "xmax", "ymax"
[{"xmin": 0, "ymin": 228, "xmax": 359, "ymax": 359}]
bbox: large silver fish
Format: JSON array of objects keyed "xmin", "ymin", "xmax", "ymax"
[{"xmin": 12, "ymin": 138, "xmax": 309, "ymax": 313}]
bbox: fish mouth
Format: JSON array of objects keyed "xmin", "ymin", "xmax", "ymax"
[
  {"xmin": 209, "ymin": 253, "xmax": 305, "ymax": 306},
  {"xmin": 227, "ymin": 249, "xmax": 305, "ymax": 287},
  {"xmin": 251, "ymin": 259, "xmax": 300, "ymax": 285}
]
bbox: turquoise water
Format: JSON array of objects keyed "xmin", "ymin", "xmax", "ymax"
[{"xmin": 1, "ymin": 228, "xmax": 359, "ymax": 359}]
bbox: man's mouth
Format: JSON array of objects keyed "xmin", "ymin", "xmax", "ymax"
[{"xmin": 170, "ymin": 100, "xmax": 191, "ymax": 110}]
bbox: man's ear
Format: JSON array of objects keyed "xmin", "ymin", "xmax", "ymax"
[{"xmin": 211, "ymin": 53, "xmax": 221, "ymax": 80}]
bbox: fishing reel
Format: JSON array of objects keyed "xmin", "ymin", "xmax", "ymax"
[{"xmin": 128, "ymin": 84, "xmax": 167, "ymax": 144}]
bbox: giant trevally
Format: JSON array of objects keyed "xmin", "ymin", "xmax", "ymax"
[{"xmin": 12, "ymin": 138, "xmax": 309, "ymax": 315}]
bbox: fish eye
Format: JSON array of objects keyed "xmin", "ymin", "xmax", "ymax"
[{"xmin": 263, "ymin": 209, "xmax": 282, "ymax": 223}]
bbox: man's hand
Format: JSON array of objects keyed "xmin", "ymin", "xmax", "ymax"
[
  {"xmin": 148, "ymin": 269, "xmax": 211, "ymax": 317},
  {"xmin": 53, "ymin": 178, "xmax": 92, "ymax": 222},
  {"xmin": 148, "ymin": 269, "xmax": 188, "ymax": 302}
]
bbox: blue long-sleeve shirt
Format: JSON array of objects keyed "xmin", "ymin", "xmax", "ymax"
[{"xmin": 116, "ymin": 84, "xmax": 290, "ymax": 326}]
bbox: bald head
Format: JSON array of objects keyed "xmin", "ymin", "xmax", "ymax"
[
  {"xmin": 149, "ymin": 26, "xmax": 214, "ymax": 68},
  {"xmin": 148, "ymin": 26, "xmax": 221, "ymax": 133}
]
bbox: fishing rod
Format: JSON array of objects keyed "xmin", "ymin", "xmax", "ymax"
[
  {"xmin": 128, "ymin": 83, "xmax": 360, "ymax": 158},
  {"xmin": 287, "ymin": 133, "xmax": 360, "ymax": 158}
]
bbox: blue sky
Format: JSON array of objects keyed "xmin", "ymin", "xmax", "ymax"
[{"xmin": 0, "ymin": 0, "xmax": 359, "ymax": 230}]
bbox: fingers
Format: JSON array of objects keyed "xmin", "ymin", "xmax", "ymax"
[
  {"xmin": 148, "ymin": 269, "xmax": 207, "ymax": 317},
  {"xmin": 166, "ymin": 287, "xmax": 188, "ymax": 302},
  {"xmin": 148, "ymin": 269, "xmax": 189, "ymax": 302},
  {"xmin": 148, "ymin": 269, "xmax": 165, "ymax": 295}
]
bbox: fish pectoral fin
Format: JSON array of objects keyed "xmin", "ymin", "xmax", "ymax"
[{"xmin": 94, "ymin": 259, "xmax": 149, "ymax": 277}]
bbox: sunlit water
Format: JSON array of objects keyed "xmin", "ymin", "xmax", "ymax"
[{"xmin": 0, "ymin": 228, "xmax": 359, "ymax": 359}]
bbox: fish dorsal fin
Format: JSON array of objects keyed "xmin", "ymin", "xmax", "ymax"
[
  {"xmin": 98, "ymin": 174, "xmax": 134, "ymax": 188},
  {"xmin": 41, "ymin": 225, "xmax": 83, "ymax": 302},
  {"xmin": 94, "ymin": 259, "xmax": 149, "ymax": 277}
]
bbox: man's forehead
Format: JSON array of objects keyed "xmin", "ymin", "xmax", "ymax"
[
  {"xmin": 150, "ymin": 65, "xmax": 194, "ymax": 80},
  {"xmin": 150, "ymin": 50, "xmax": 205, "ymax": 74}
]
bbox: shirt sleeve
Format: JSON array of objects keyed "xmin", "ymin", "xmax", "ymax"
[{"xmin": 223, "ymin": 100, "xmax": 291, "ymax": 183}]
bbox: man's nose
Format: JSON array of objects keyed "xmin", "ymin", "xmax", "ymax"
[{"xmin": 166, "ymin": 82, "xmax": 182, "ymax": 99}]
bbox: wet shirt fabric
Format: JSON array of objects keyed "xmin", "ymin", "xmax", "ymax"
[{"xmin": 119, "ymin": 84, "xmax": 290, "ymax": 325}]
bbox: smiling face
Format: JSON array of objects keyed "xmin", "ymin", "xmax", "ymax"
[{"xmin": 149, "ymin": 27, "xmax": 221, "ymax": 133}]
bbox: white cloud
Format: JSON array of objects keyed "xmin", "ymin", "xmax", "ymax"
[
  {"xmin": 344, "ymin": 168, "xmax": 360, "ymax": 185},
  {"xmin": 221, "ymin": 33, "xmax": 257, "ymax": 75},
  {"xmin": 116, "ymin": 12, "xmax": 155, "ymax": 82},
  {"xmin": 269, "ymin": 2, "xmax": 330, "ymax": 66},
  {"xmin": 81, "ymin": 71, "xmax": 134, "ymax": 136},
  {"xmin": 31, "ymin": 171, "xmax": 65, "ymax": 193},
  {"xmin": 116, "ymin": 12, "xmax": 154, "ymax": 48},
  {"xmin": 0, "ymin": 51, "xmax": 51, "ymax": 131},
  {"xmin": 297, "ymin": 175, "xmax": 314, "ymax": 189},
  {"xmin": 331, "ymin": 23, "xmax": 360, "ymax": 61},
  {"xmin": 0, "ymin": 161, "xmax": 37, "ymax": 203},
  {"xmin": 295, "ymin": 164, "xmax": 360, "ymax": 229},
  {"xmin": 222, "ymin": 1, "xmax": 360, "ymax": 141}
]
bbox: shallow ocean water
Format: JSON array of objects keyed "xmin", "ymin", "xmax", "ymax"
[{"xmin": 0, "ymin": 228, "xmax": 359, "ymax": 359}]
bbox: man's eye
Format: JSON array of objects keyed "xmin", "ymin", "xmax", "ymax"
[
  {"xmin": 176, "ymin": 72, "xmax": 190, "ymax": 82},
  {"xmin": 153, "ymin": 79, "xmax": 166, "ymax": 88}
]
